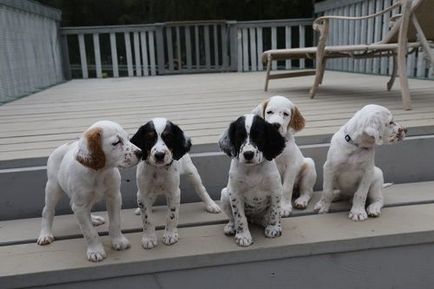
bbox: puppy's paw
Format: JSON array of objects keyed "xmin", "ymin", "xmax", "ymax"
[
  {"xmin": 349, "ymin": 207, "xmax": 368, "ymax": 221},
  {"xmin": 37, "ymin": 232, "xmax": 54, "ymax": 245},
  {"xmin": 205, "ymin": 201, "xmax": 221, "ymax": 214},
  {"xmin": 112, "ymin": 235, "xmax": 130, "ymax": 251},
  {"xmin": 314, "ymin": 200, "xmax": 331, "ymax": 214},
  {"xmin": 367, "ymin": 202, "xmax": 382, "ymax": 217},
  {"xmin": 280, "ymin": 202, "xmax": 293, "ymax": 217},
  {"xmin": 87, "ymin": 245, "xmax": 107, "ymax": 262},
  {"xmin": 224, "ymin": 222, "xmax": 235, "ymax": 235},
  {"xmin": 134, "ymin": 207, "xmax": 141, "ymax": 215},
  {"xmin": 91, "ymin": 215, "xmax": 105, "ymax": 226},
  {"xmin": 294, "ymin": 196, "xmax": 310, "ymax": 209},
  {"xmin": 163, "ymin": 230, "xmax": 179, "ymax": 246},
  {"xmin": 234, "ymin": 231, "xmax": 253, "ymax": 247},
  {"xmin": 141, "ymin": 233, "xmax": 158, "ymax": 249},
  {"xmin": 264, "ymin": 224, "xmax": 282, "ymax": 238}
]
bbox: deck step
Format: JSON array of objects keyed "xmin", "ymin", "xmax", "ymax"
[
  {"xmin": 2, "ymin": 181, "xmax": 434, "ymax": 247},
  {"xmin": 2, "ymin": 201, "xmax": 434, "ymax": 288}
]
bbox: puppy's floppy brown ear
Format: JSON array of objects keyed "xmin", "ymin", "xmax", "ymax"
[
  {"xmin": 76, "ymin": 127, "xmax": 106, "ymax": 170},
  {"xmin": 251, "ymin": 100, "xmax": 269, "ymax": 118},
  {"xmin": 289, "ymin": 106, "xmax": 305, "ymax": 132}
]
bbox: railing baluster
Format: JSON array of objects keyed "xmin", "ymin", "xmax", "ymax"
[
  {"xmin": 204, "ymin": 25, "xmax": 211, "ymax": 69},
  {"xmin": 271, "ymin": 27, "xmax": 277, "ymax": 70},
  {"xmin": 373, "ymin": 0, "xmax": 382, "ymax": 74},
  {"xmin": 360, "ymin": 1, "xmax": 368, "ymax": 73},
  {"xmin": 185, "ymin": 26, "xmax": 192, "ymax": 71},
  {"xmin": 221, "ymin": 24, "xmax": 229, "ymax": 70},
  {"xmin": 148, "ymin": 31, "xmax": 157, "ymax": 76},
  {"xmin": 93, "ymin": 33, "xmax": 102, "ymax": 78},
  {"xmin": 381, "ymin": 0, "xmax": 391, "ymax": 75},
  {"xmin": 214, "ymin": 24, "xmax": 219, "ymax": 68},
  {"xmin": 110, "ymin": 32, "xmax": 119, "ymax": 77},
  {"xmin": 366, "ymin": 0, "xmax": 375, "ymax": 73},
  {"xmin": 299, "ymin": 25, "xmax": 305, "ymax": 69},
  {"xmin": 257, "ymin": 27, "xmax": 263, "ymax": 71},
  {"xmin": 133, "ymin": 32, "xmax": 142, "ymax": 76},
  {"xmin": 78, "ymin": 34, "xmax": 88, "ymax": 79},
  {"xmin": 124, "ymin": 32, "xmax": 134, "ymax": 76},
  {"xmin": 242, "ymin": 28, "xmax": 249, "ymax": 72},
  {"xmin": 176, "ymin": 26, "xmax": 182, "ymax": 70},
  {"xmin": 285, "ymin": 26, "xmax": 292, "ymax": 70},
  {"xmin": 249, "ymin": 28, "xmax": 257, "ymax": 71},
  {"xmin": 166, "ymin": 27, "xmax": 174, "ymax": 72},
  {"xmin": 237, "ymin": 28, "xmax": 242, "ymax": 72},
  {"xmin": 195, "ymin": 25, "xmax": 200, "ymax": 69},
  {"xmin": 140, "ymin": 31, "xmax": 149, "ymax": 76}
]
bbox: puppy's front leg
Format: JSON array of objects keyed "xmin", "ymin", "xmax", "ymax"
[
  {"xmin": 314, "ymin": 162, "xmax": 335, "ymax": 214},
  {"xmin": 281, "ymin": 172, "xmax": 296, "ymax": 217},
  {"xmin": 71, "ymin": 203, "xmax": 106, "ymax": 262},
  {"xmin": 106, "ymin": 190, "xmax": 130, "ymax": 251},
  {"xmin": 348, "ymin": 170, "xmax": 373, "ymax": 221},
  {"xmin": 163, "ymin": 189, "xmax": 180, "ymax": 246},
  {"xmin": 229, "ymin": 189, "xmax": 253, "ymax": 247},
  {"xmin": 138, "ymin": 192, "xmax": 158, "ymax": 249},
  {"xmin": 264, "ymin": 185, "xmax": 282, "ymax": 238}
]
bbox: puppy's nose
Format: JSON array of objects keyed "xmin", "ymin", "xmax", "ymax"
[
  {"xmin": 272, "ymin": 123, "xmax": 281, "ymax": 130},
  {"xmin": 134, "ymin": 150, "xmax": 143, "ymax": 159},
  {"xmin": 403, "ymin": 127, "xmax": 408, "ymax": 134},
  {"xmin": 243, "ymin": 151, "xmax": 254, "ymax": 160},
  {"xmin": 154, "ymin": 152, "xmax": 165, "ymax": 161}
]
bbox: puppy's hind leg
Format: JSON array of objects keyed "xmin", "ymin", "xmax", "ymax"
[
  {"xmin": 220, "ymin": 188, "xmax": 235, "ymax": 235},
  {"xmin": 182, "ymin": 155, "xmax": 221, "ymax": 213},
  {"xmin": 37, "ymin": 181, "xmax": 63, "ymax": 245},
  {"xmin": 294, "ymin": 158, "xmax": 317, "ymax": 209},
  {"xmin": 367, "ymin": 167, "xmax": 384, "ymax": 218}
]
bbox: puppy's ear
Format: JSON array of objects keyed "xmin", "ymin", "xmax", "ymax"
[
  {"xmin": 130, "ymin": 124, "xmax": 150, "ymax": 160},
  {"xmin": 218, "ymin": 122, "xmax": 237, "ymax": 158},
  {"xmin": 251, "ymin": 100, "xmax": 269, "ymax": 118},
  {"xmin": 169, "ymin": 123, "xmax": 191, "ymax": 160},
  {"xmin": 263, "ymin": 121, "xmax": 285, "ymax": 161},
  {"xmin": 363, "ymin": 126, "xmax": 383, "ymax": 145},
  {"xmin": 76, "ymin": 127, "xmax": 106, "ymax": 170},
  {"xmin": 288, "ymin": 106, "xmax": 305, "ymax": 132}
]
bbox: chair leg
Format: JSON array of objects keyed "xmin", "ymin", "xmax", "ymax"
[
  {"xmin": 387, "ymin": 55, "xmax": 397, "ymax": 91},
  {"xmin": 310, "ymin": 57, "xmax": 325, "ymax": 99},
  {"xmin": 264, "ymin": 55, "xmax": 272, "ymax": 91},
  {"xmin": 397, "ymin": 49, "xmax": 412, "ymax": 110},
  {"xmin": 319, "ymin": 58, "xmax": 327, "ymax": 85}
]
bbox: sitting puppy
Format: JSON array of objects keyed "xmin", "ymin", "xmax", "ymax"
[
  {"xmin": 131, "ymin": 118, "xmax": 221, "ymax": 249},
  {"xmin": 253, "ymin": 96, "xmax": 317, "ymax": 216},
  {"xmin": 37, "ymin": 121, "xmax": 142, "ymax": 262},
  {"xmin": 314, "ymin": 104, "xmax": 406, "ymax": 221},
  {"xmin": 219, "ymin": 114, "xmax": 285, "ymax": 247}
]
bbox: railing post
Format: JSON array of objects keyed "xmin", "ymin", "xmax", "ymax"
[
  {"xmin": 227, "ymin": 21, "xmax": 238, "ymax": 72},
  {"xmin": 155, "ymin": 23, "xmax": 165, "ymax": 75},
  {"xmin": 60, "ymin": 35, "xmax": 71, "ymax": 80}
]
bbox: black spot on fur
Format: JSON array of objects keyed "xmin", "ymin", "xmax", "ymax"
[
  {"xmin": 163, "ymin": 121, "xmax": 191, "ymax": 160},
  {"xmin": 170, "ymin": 207, "xmax": 176, "ymax": 212},
  {"xmin": 130, "ymin": 121, "xmax": 157, "ymax": 161},
  {"xmin": 250, "ymin": 115, "xmax": 285, "ymax": 161},
  {"xmin": 137, "ymin": 201, "xmax": 144, "ymax": 208}
]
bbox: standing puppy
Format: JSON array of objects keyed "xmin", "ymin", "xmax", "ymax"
[
  {"xmin": 131, "ymin": 118, "xmax": 220, "ymax": 249},
  {"xmin": 219, "ymin": 114, "xmax": 285, "ymax": 247},
  {"xmin": 253, "ymin": 96, "xmax": 317, "ymax": 216},
  {"xmin": 37, "ymin": 121, "xmax": 142, "ymax": 262},
  {"xmin": 314, "ymin": 105, "xmax": 406, "ymax": 221}
]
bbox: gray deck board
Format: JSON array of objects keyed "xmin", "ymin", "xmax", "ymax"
[{"xmin": 0, "ymin": 71, "xmax": 433, "ymax": 161}]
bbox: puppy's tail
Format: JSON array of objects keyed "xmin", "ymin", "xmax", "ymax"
[{"xmin": 383, "ymin": 183, "xmax": 393, "ymax": 189}]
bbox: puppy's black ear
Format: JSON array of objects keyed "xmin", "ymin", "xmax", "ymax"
[
  {"xmin": 219, "ymin": 120, "xmax": 239, "ymax": 158},
  {"xmin": 130, "ymin": 123, "xmax": 155, "ymax": 160},
  {"xmin": 168, "ymin": 122, "xmax": 191, "ymax": 160},
  {"xmin": 263, "ymin": 120, "xmax": 285, "ymax": 161}
]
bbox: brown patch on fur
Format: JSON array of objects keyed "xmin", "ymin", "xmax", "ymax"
[
  {"xmin": 289, "ymin": 106, "xmax": 305, "ymax": 132},
  {"xmin": 76, "ymin": 127, "xmax": 106, "ymax": 170},
  {"xmin": 261, "ymin": 100, "xmax": 269, "ymax": 117}
]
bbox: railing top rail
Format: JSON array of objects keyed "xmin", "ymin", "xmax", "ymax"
[
  {"xmin": 61, "ymin": 24, "xmax": 158, "ymax": 35},
  {"xmin": 315, "ymin": 0, "xmax": 366, "ymax": 13},
  {"xmin": 0, "ymin": 0, "xmax": 61, "ymax": 20},
  {"xmin": 235, "ymin": 18, "xmax": 314, "ymax": 28}
]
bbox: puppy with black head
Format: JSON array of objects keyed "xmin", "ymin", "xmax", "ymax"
[
  {"xmin": 219, "ymin": 114, "xmax": 285, "ymax": 247},
  {"xmin": 131, "ymin": 118, "xmax": 220, "ymax": 249}
]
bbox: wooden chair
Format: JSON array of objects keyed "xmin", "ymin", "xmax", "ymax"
[{"xmin": 262, "ymin": 0, "xmax": 434, "ymax": 110}]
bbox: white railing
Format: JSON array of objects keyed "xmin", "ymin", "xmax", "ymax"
[
  {"xmin": 60, "ymin": 19, "xmax": 314, "ymax": 79},
  {"xmin": 315, "ymin": 0, "xmax": 434, "ymax": 79}
]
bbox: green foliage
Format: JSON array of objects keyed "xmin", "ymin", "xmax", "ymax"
[{"xmin": 35, "ymin": 0, "xmax": 313, "ymax": 26}]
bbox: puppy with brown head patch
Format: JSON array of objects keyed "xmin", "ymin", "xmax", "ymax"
[
  {"xmin": 252, "ymin": 96, "xmax": 317, "ymax": 216},
  {"xmin": 37, "ymin": 121, "xmax": 142, "ymax": 262}
]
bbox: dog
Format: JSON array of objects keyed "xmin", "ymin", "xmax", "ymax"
[
  {"xmin": 252, "ymin": 96, "xmax": 317, "ymax": 216},
  {"xmin": 130, "ymin": 118, "xmax": 221, "ymax": 249},
  {"xmin": 314, "ymin": 104, "xmax": 406, "ymax": 221},
  {"xmin": 37, "ymin": 120, "xmax": 142, "ymax": 262},
  {"xmin": 219, "ymin": 114, "xmax": 285, "ymax": 247}
]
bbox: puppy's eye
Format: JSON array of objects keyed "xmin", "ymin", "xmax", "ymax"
[
  {"xmin": 112, "ymin": 140, "xmax": 121, "ymax": 146},
  {"xmin": 266, "ymin": 111, "xmax": 273, "ymax": 115},
  {"xmin": 389, "ymin": 121, "xmax": 394, "ymax": 125},
  {"xmin": 283, "ymin": 112, "xmax": 289, "ymax": 117}
]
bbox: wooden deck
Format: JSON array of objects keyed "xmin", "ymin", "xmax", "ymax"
[{"xmin": 1, "ymin": 71, "xmax": 434, "ymax": 161}]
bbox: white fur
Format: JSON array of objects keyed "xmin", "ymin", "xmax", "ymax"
[
  {"xmin": 37, "ymin": 121, "xmax": 141, "ymax": 262},
  {"xmin": 252, "ymin": 96, "xmax": 317, "ymax": 216},
  {"xmin": 314, "ymin": 104, "xmax": 406, "ymax": 221}
]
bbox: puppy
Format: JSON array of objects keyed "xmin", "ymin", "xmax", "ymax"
[
  {"xmin": 253, "ymin": 96, "xmax": 317, "ymax": 216},
  {"xmin": 37, "ymin": 121, "xmax": 142, "ymax": 262},
  {"xmin": 219, "ymin": 114, "xmax": 285, "ymax": 247},
  {"xmin": 131, "ymin": 118, "xmax": 221, "ymax": 249},
  {"xmin": 314, "ymin": 104, "xmax": 406, "ymax": 221}
]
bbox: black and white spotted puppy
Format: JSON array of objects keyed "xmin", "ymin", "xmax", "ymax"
[
  {"xmin": 219, "ymin": 114, "xmax": 286, "ymax": 247},
  {"xmin": 131, "ymin": 118, "xmax": 221, "ymax": 249}
]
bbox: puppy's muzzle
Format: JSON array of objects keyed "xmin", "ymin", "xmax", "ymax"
[
  {"xmin": 243, "ymin": 151, "xmax": 254, "ymax": 161},
  {"xmin": 272, "ymin": 123, "xmax": 281, "ymax": 130},
  {"xmin": 154, "ymin": 152, "xmax": 165, "ymax": 162}
]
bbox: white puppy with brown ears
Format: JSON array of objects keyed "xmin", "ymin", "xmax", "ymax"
[
  {"xmin": 37, "ymin": 121, "xmax": 142, "ymax": 262},
  {"xmin": 252, "ymin": 96, "xmax": 317, "ymax": 216},
  {"xmin": 314, "ymin": 104, "xmax": 406, "ymax": 221}
]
